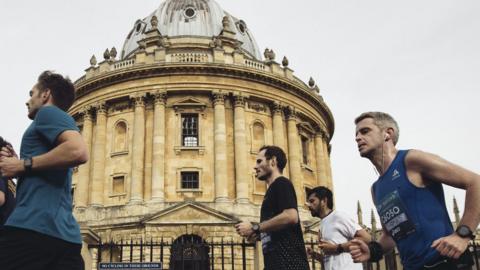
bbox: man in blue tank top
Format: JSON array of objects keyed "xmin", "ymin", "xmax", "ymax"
[
  {"xmin": 0, "ymin": 71, "xmax": 88, "ymax": 270},
  {"xmin": 349, "ymin": 112, "xmax": 479, "ymax": 270}
]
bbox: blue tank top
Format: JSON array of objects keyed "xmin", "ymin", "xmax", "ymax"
[{"xmin": 372, "ymin": 150, "xmax": 453, "ymax": 270}]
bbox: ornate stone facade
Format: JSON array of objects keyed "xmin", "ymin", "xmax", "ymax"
[{"xmin": 70, "ymin": 0, "xmax": 334, "ymax": 269}]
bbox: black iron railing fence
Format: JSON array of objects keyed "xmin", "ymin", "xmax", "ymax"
[{"xmin": 89, "ymin": 239, "xmax": 480, "ymax": 270}]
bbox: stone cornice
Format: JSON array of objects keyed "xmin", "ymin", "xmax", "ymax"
[{"xmin": 74, "ymin": 63, "xmax": 334, "ymax": 139}]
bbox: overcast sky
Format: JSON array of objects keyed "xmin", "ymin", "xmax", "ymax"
[{"xmin": 1, "ymin": 0, "xmax": 479, "ymax": 225}]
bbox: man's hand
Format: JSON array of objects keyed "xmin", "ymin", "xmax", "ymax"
[
  {"xmin": 246, "ymin": 233, "xmax": 258, "ymax": 243},
  {"xmin": 431, "ymin": 233, "xmax": 470, "ymax": 259},
  {"xmin": 0, "ymin": 157, "xmax": 24, "ymax": 178},
  {"xmin": 349, "ymin": 239, "xmax": 371, "ymax": 263},
  {"xmin": 235, "ymin": 222, "xmax": 254, "ymax": 238},
  {"xmin": 318, "ymin": 240, "xmax": 338, "ymax": 255},
  {"xmin": 0, "ymin": 145, "xmax": 17, "ymax": 159}
]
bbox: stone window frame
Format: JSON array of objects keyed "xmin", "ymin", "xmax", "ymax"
[
  {"xmin": 181, "ymin": 114, "xmax": 199, "ymax": 147},
  {"xmin": 176, "ymin": 167, "xmax": 203, "ymax": 193},
  {"xmin": 249, "ymin": 119, "xmax": 267, "ymax": 155},
  {"xmin": 111, "ymin": 119, "xmax": 129, "ymax": 157},
  {"xmin": 173, "ymin": 97, "xmax": 207, "ymax": 155},
  {"xmin": 109, "ymin": 173, "xmax": 128, "ymax": 197},
  {"xmin": 298, "ymin": 122, "xmax": 315, "ymax": 172}
]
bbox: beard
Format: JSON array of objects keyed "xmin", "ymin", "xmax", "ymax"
[
  {"xmin": 257, "ymin": 170, "xmax": 271, "ymax": 181},
  {"xmin": 310, "ymin": 209, "xmax": 319, "ymax": 217}
]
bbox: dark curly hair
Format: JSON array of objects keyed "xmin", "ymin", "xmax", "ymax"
[{"xmin": 36, "ymin": 71, "xmax": 75, "ymax": 111}]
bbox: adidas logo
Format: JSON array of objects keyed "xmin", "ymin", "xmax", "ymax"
[{"xmin": 392, "ymin": 169, "xmax": 400, "ymax": 180}]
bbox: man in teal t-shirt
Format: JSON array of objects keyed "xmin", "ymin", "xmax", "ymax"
[{"xmin": 0, "ymin": 71, "xmax": 88, "ymax": 270}]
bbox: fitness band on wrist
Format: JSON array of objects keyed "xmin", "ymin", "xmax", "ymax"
[{"xmin": 368, "ymin": 241, "xmax": 383, "ymax": 262}]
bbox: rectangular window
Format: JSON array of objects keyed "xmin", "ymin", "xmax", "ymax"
[
  {"xmin": 181, "ymin": 171, "xmax": 199, "ymax": 189},
  {"xmin": 301, "ymin": 136, "xmax": 309, "ymax": 164},
  {"xmin": 113, "ymin": 176, "xmax": 125, "ymax": 194},
  {"xmin": 182, "ymin": 114, "xmax": 198, "ymax": 147}
]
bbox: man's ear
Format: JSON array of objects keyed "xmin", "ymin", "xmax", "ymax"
[
  {"xmin": 270, "ymin": 156, "xmax": 277, "ymax": 167},
  {"xmin": 41, "ymin": 89, "xmax": 52, "ymax": 103}
]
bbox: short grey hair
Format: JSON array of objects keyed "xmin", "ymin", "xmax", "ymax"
[{"xmin": 355, "ymin": 112, "xmax": 400, "ymax": 145}]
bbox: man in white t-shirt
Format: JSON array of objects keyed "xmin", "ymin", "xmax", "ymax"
[{"xmin": 306, "ymin": 186, "xmax": 371, "ymax": 270}]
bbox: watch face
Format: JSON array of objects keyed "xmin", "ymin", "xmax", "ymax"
[
  {"xmin": 457, "ymin": 225, "xmax": 473, "ymax": 238},
  {"xmin": 24, "ymin": 158, "xmax": 32, "ymax": 167}
]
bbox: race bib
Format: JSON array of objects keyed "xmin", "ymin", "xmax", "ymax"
[{"xmin": 377, "ymin": 190, "xmax": 416, "ymax": 241}]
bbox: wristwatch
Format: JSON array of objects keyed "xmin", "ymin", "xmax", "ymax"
[
  {"xmin": 456, "ymin": 225, "xmax": 475, "ymax": 240},
  {"xmin": 336, "ymin": 244, "xmax": 344, "ymax": 254},
  {"xmin": 251, "ymin": 223, "xmax": 261, "ymax": 235},
  {"xmin": 24, "ymin": 157, "xmax": 33, "ymax": 174}
]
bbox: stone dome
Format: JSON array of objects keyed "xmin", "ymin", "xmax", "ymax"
[{"xmin": 121, "ymin": 0, "xmax": 261, "ymax": 60}]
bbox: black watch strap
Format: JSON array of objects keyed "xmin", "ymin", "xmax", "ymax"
[
  {"xmin": 336, "ymin": 244, "xmax": 344, "ymax": 253},
  {"xmin": 24, "ymin": 157, "xmax": 33, "ymax": 174}
]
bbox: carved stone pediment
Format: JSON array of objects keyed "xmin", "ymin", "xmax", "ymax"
[
  {"xmin": 298, "ymin": 121, "xmax": 316, "ymax": 135},
  {"xmin": 142, "ymin": 202, "xmax": 240, "ymax": 225},
  {"xmin": 172, "ymin": 96, "xmax": 208, "ymax": 114}
]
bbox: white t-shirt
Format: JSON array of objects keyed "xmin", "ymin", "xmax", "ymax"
[{"xmin": 319, "ymin": 210, "xmax": 363, "ymax": 270}]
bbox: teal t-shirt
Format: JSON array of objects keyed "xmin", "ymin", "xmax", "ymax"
[{"xmin": 6, "ymin": 105, "xmax": 82, "ymax": 244}]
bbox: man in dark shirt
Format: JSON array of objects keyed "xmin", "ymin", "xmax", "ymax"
[
  {"xmin": 0, "ymin": 137, "xmax": 16, "ymax": 229},
  {"xmin": 235, "ymin": 145, "xmax": 309, "ymax": 270}
]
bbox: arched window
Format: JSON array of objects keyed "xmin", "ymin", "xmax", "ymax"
[
  {"xmin": 252, "ymin": 121, "xmax": 265, "ymax": 152},
  {"xmin": 113, "ymin": 121, "xmax": 127, "ymax": 153}
]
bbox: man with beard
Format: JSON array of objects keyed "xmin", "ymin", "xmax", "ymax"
[
  {"xmin": 306, "ymin": 186, "xmax": 370, "ymax": 270},
  {"xmin": 235, "ymin": 145, "xmax": 309, "ymax": 270},
  {"xmin": 350, "ymin": 112, "xmax": 479, "ymax": 270}
]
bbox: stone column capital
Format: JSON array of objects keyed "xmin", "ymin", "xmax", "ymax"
[
  {"xmin": 212, "ymin": 91, "xmax": 227, "ymax": 106},
  {"xmin": 285, "ymin": 106, "xmax": 297, "ymax": 120},
  {"xmin": 130, "ymin": 94, "xmax": 147, "ymax": 107},
  {"xmin": 233, "ymin": 95, "xmax": 246, "ymax": 107},
  {"xmin": 79, "ymin": 106, "xmax": 93, "ymax": 121},
  {"xmin": 94, "ymin": 102, "xmax": 108, "ymax": 115},
  {"xmin": 314, "ymin": 128, "xmax": 327, "ymax": 139},
  {"xmin": 152, "ymin": 91, "xmax": 167, "ymax": 105},
  {"xmin": 271, "ymin": 101, "xmax": 283, "ymax": 115}
]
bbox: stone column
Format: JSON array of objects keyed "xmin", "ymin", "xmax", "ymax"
[
  {"xmin": 213, "ymin": 91, "xmax": 229, "ymax": 202},
  {"xmin": 323, "ymin": 139, "xmax": 333, "ymax": 191},
  {"xmin": 233, "ymin": 94, "xmax": 249, "ymax": 203},
  {"xmin": 314, "ymin": 131, "xmax": 329, "ymax": 187},
  {"xmin": 271, "ymin": 101, "xmax": 285, "ymax": 150},
  {"xmin": 130, "ymin": 95, "xmax": 146, "ymax": 204},
  {"xmin": 286, "ymin": 106, "xmax": 304, "ymax": 205},
  {"xmin": 90, "ymin": 103, "xmax": 107, "ymax": 207},
  {"xmin": 151, "ymin": 92, "xmax": 166, "ymax": 202},
  {"xmin": 76, "ymin": 107, "xmax": 93, "ymax": 209}
]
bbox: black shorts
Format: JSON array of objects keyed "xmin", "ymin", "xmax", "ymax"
[{"xmin": 0, "ymin": 227, "xmax": 84, "ymax": 270}]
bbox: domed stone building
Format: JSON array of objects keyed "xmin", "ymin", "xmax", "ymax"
[{"xmin": 70, "ymin": 0, "xmax": 334, "ymax": 269}]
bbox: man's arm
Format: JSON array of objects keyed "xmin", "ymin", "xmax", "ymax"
[
  {"xmin": 0, "ymin": 130, "xmax": 88, "ymax": 178},
  {"xmin": 406, "ymin": 149, "xmax": 480, "ymax": 258},
  {"xmin": 258, "ymin": 208, "xmax": 298, "ymax": 232},
  {"xmin": 0, "ymin": 191, "xmax": 5, "ymax": 206},
  {"xmin": 320, "ymin": 228, "xmax": 372, "ymax": 255},
  {"xmin": 350, "ymin": 229, "xmax": 396, "ymax": 262},
  {"xmin": 235, "ymin": 208, "xmax": 298, "ymax": 237}
]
